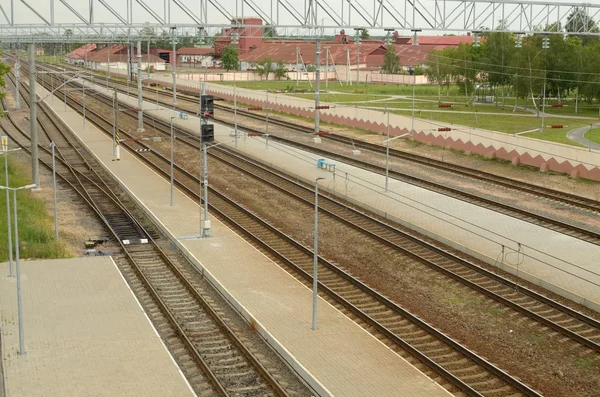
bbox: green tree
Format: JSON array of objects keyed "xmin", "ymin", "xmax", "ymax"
[
  {"xmin": 566, "ymin": 7, "xmax": 599, "ymax": 34},
  {"xmin": 253, "ymin": 55, "xmax": 275, "ymax": 80},
  {"xmin": 263, "ymin": 26, "xmax": 278, "ymax": 38},
  {"xmin": 566, "ymin": 8, "xmax": 599, "ymax": 45},
  {"xmin": 481, "ymin": 30, "xmax": 516, "ymax": 106},
  {"xmin": 360, "ymin": 28, "xmax": 370, "ymax": 40},
  {"xmin": 381, "ymin": 45, "xmax": 401, "ymax": 74},
  {"xmin": 221, "ymin": 45, "xmax": 239, "ymax": 71},
  {"xmin": 0, "ymin": 60, "xmax": 12, "ymax": 103},
  {"xmin": 425, "ymin": 48, "xmax": 455, "ymax": 100},
  {"xmin": 274, "ymin": 61, "xmax": 288, "ymax": 80}
]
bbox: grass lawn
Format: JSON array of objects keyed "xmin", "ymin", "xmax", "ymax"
[
  {"xmin": 292, "ymin": 93, "xmax": 392, "ymax": 103},
  {"xmin": 522, "ymin": 129, "xmax": 586, "ymax": 147},
  {"xmin": 393, "ymin": 109, "xmax": 590, "ymax": 146},
  {"xmin": 35, "ymin": 55, "xmax": 64, "ymax": 64},
  {"xmin": 0, "ymin": 158, "xmax": 68, "ymax": 261},
  {"xmin": 218, "ymin": 80, "xmax": 463, "ymax": 96},
  {"xmin": 584, "ymin": 128, "xmax": 600, "ymax": 144}
]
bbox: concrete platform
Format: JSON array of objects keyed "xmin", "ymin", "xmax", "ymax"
[
  {"xmin": 40, "ymin": 75, "xmax": 453, "ymax": 396},
  {"xmin": 0, "ymin": 257, "xmax": 195, "ymax": 397},
  {"xmin": 72, "ymin": 77, "xmax": 600, "ymax": 313}
]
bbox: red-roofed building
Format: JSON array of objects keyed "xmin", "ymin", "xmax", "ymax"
[
  {"xmin": 214, "ymin": 17, "xmax": 263, "ymax": 57},
  {"xmin": 177, "ymin": 47, "xmax": 214, "ymax": 68},
  {"xmin": 239, "ymin": 42, "xmax": 385, "ymax": 71},
  {"xmin": 67, "ymin": 44, "xmax": 166, "ymax": 72},
  {"xmin": 65, "ymin": 43, "xmax": 97, "ymax": 65},
  {"xmin": 406, "ymin": 34, "xmax": 474, "ymax": 46}
]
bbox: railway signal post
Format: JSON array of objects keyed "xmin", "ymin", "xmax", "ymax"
[
  {"xmin": 200, "ymin": 95, "xmax": 214, "ymax": 238},
  {"xmin": 137, "ymin": 40, "xmax": 145, "ymax": 133},
  {"xmin": 28, "ymin": 44, "xmax": 40, "ymax": 189},
  {"xmin": 313, "ymin": 177, "xmax": 325, "ymax": 331}
]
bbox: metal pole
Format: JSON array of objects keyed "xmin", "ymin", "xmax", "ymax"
[
  {"xmin": 234, "ymin": 83, "xmax": 238, "ymax": 149},
  {"xmin": 106, "ymin": 42, "xmax": 110, "ymax": 84},
  {"xmin": 82, "ymin": 82, "xmax": 86, "ymax": 129},
  {"xmin": 202, "ymin": 142, "xmax": 210, "ymax": 237},
  {"xmin": 172, "ymin": 36, "xmax": 177, "ymax": 105},
  {"xmin": 411, "ymin": 71, "xmax": 416, "ymax": 135},
  {"xmin": 314, "ymin": 40, "xmax": 321, "ymax": 133},
  {"xmin": 385, "ymin": 106, "xmax": 390, "ymax": 191},
  {"xmin": 170, "ymin": 118, "xmax": 174, "ymax": 206},
  {"xmin": 51, "ymin": 143, "xmax": 58, "ymax": 241},
  {"xmin": 14, "ymin": 57, "xmax": 20, "ymax": 110},
  {"xmin": 356, "ymin": 44, "xmax": 360, "ymax": 86},
  {"xmin": 14, "ymin": 189, "xmax": 25, "ymax": 355},
  {"xmin": 64, "ymin": 68, "xmax": 67, "ymax": 111},
  {"xmin": 147, "ymin": 40, "xmax": 151, "ymax": 84},
  {"xmin": 325, "ymin": 46, "xmax": 329, "ymax": 90},
  {"xmin": 296, "ymin": 47, "xmax": 299, "ymax": 87},
  {"xmin": 541, "ymin": 78, "xmax": 546, "ymax": 132},
  {"xmin": 312, "ymin": 177, "xmax": 323, "ymax": 331},
  {"xmin": 4, "ymin": 154, "xmax": 13, "ymax": 277},
  {"xmin": 112, "ymin": 89, "xmax": 117, "ymax": 159},
  {"xmin": 265, "ymin": 90, "xmax": 270, "ymax": 136},
  {"xmin": 28, "ymin": 44, "xmax": 40, "ymax": 189},
  {"xmin": 137, "ymin": 40, "xmax": 144, "ymax": 132}
]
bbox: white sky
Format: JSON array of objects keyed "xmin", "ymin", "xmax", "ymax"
[{"xmin": 2, "ymin": 0, "xmax": 600, "ymax": 36}]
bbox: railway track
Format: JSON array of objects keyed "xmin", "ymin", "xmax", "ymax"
[
  {"xmin": 7, "ymin": 68, "xmax": 303, "ymax": 397},
  {"xmin": 78, "ymin": 73, "xmax": 600, "ymax": 354},
  {"xmin": 51, "ymin": 64, "xmax": 599, "ymax": 247},
  {"xmin": 28, "ymin": 64, "xmax": 566, "ymax": 397}
]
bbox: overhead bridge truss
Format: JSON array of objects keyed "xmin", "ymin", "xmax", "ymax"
[{"xmin": 0, "ymin": 0, "xmax": 599, "ymax": 42}]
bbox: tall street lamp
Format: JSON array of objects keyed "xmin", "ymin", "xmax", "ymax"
[
  {"xmin": 170, "ymin": 116, "xmax": 176, "ymax": 206},
  {"xmin": 0, "ymin": 183, "xmax": 38, "ymax": 355},
  {"xmin": 382, "ymin": 133, "xmax": 410, "ymax": 190},
  {"xmin": 313, "ymin": 177, "xmax": 325, "ymax": 331},
  {"xmin": 0, "ymin": 136, "xmax": 21, "ymax": 277},
  {"xmin": 49, "ymin": 142, "xmax": 59, "ymax": 240}
]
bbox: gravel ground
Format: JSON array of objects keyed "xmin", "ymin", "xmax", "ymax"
[
  {"xmin": 75, "ymin": 88, "xmax": 600, "ymax": 396},
  {"xmin": 122, "ymin": 101, "xmax": 600, "ymax": 396},
  {"xmin": 198, "ymin": 151, "xmax": 600, "ymax": 397},
  {"xmin": 214, "ymin": 102, "xmax": 600, "ymax": 233},
  {"xmin": 11, "ymin": 154, "xmax": 114, "ymax": 257}
]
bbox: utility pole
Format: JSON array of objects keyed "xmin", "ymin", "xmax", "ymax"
[
  {"xmin": 346, "ymin": 48, "xmax": 350, "ymax": 85},
  {"xmin": 171, "ymin": 27, "xmax": 178, "ymax": 105},
  {"xmin": 112, "ymin": 89, "xmax": 120, "ymax": 161},
  {"xmin": 325, "ymin": 46, "xmax": 329, "ymax": 90},
  {"xmin": 28, "ymin": 44, "xmax": 40, "ymax": 189},
  {"xmin": 314, "ymin": 40, "xmax": 321, "ymax": 133},
  {"xmin": 14, "ymin": 57, "xmax": 20, "ymax": 110},
  {"xmin": 296, "ymin": 47, "xmax": 299, "ymax": 87},
  {"xmin": 147, "ymin": 40, "xmax": 151, "ymax": 84},
  {"xmin": 137, "ymin": 40, "xmax": 144, "ymax": 132}
]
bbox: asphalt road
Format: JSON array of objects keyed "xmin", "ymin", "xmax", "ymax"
[{"xmin": 566, "ymin": 123, "xmax": 600, "ymax": 150}]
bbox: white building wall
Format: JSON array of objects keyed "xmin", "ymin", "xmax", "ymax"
[{"xmin": 178, "ymin": 54, "xmax": 213, "ymax": 67}]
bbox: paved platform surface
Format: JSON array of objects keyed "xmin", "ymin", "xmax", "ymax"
[
  {"xmin": 74, "ymin": 77, "xmax": 600, "ymax": 312},
  {"xmin": 42, "ymin": 78, "xmax": 453, "ymax": 397},
  {"xmin": 0, "ymin": 257, "xmax": 195, "ymax": 397}
]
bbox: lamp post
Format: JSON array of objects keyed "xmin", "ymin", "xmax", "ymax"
[
  {"xmin": 0, "ymin": 183, "xmax": 38, "ymax": 356},
  {"xmin": 49, "ymin": 142, "xmax": 58, "ymax": 241},
  {"xmin": 170, "ymin": 116, "xmax": 175, "ymax": 206},
  {"xmin": 0, "ymin": 137, "xmax": 21, "ymax": 277},
  {"xmin": 171, "ymin": 27, "xmax": 178, "ymax": 106},
  {"xmin": 382, "ymin": 133, "xmax": 411, "ymax": 190},
  {"xmin": 312, "ymin": 177, "xmax": 325, "ymax": 331},
  {"xmin": 410, "ymin": 29, "xmax": 421, "ymax": 136}
]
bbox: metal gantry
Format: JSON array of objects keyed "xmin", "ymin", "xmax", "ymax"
[{"xmin": 0, "ymin": 0, "xmax": 599, "ymax": 42}]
